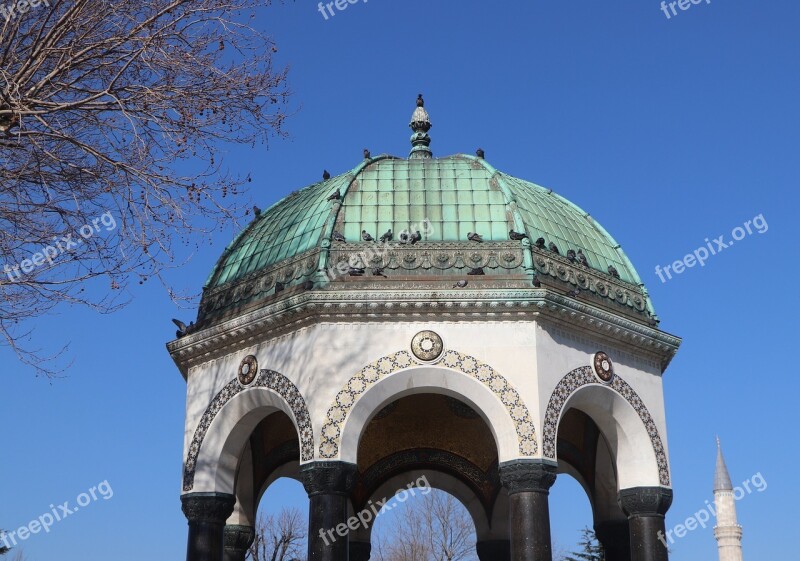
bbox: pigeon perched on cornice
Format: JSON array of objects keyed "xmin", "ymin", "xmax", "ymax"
[
  {"xmin": 567, "ymin": 288, "xmax": 580, "ymax": 297},
  {"xmin": 332, "ymin": 230, "xmax": 346, "ymax": 242},
  {"xmin": 548, "ymin": 242, "xmax": 560, "ymax": 255},
  {"xmin": 410, "ymin": 231, "xmax": 422, "ymax": 244},
  {"xmin": 607, "ymin": 265, "xmax": 620, "ymax": 279},
  {"xmin": 467, "ymin": 232, "xmax": 483, "ymax": 243},
  {"xmin": 534, "ymin": 237, "xmax": 546, "ymax": 249},
  {"xmin": 577, "ymin": 250, "xmax": 589, "ymax": 267},
  {"xmin": 363, "ymin": 148, "xmax": 371, "ymax": 159},
  {"xmin": 172, "ymin": 318, "xmax": 190, "ymax": 338},
  {"xmin": 252, "ymin": 205, "xmax": 261, "ymax": 218},
  {"xmin": 532, "ymin": 275, "xmax": 542, "ymax": 288},
  {"xmin": 379, "ymin": 229, "xmax": 393, "ymax": 243},
  {"xmin": 453, "ymin": 279, "xmax": 468, "ymax": 288},
  {"xmin": 476, "ymin": 148, "xmax": 485, "ymax": 159},
  {"xmin": 327, "ymin": 188, "xmax": 341, "ymax": 201},
  {"xmin": 362, "ymin": 230, "xmax": 374, "ymax": 242},
  {"xmin": 323, "ymin": 169, "xmax": 331, "ymax": 180},
  {"xmin": 467, "ymin": 267, "xmax": 485, "ymax": 276},
  {"xmin": 372, "ymin": 267, "xmax": 386, "ymax": 277},
  {"xmin": 509, "ymin": 230, "xmax": 528, "ymax": 241},
  {"xmin": 274, "ymin": 281, "xmax": 285, "ymax": 293},
  {"xmin": 348, "ymin": 267, "xmax": 365, "ymax": 276}
]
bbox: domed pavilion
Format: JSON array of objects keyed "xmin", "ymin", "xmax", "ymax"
[{"xmin": 169, "ymin": 96, "xmax": 681, "ymax": 561}]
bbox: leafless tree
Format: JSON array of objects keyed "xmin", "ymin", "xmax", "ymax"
[
  {"xmin": 248, "ymin": 508, "xmax": 306, "ymax": 561},
  {"xmin": 374, "ymin": 490, "xmax": 478, "ymax": 561},
  {"xmin": 0, "ymin": 0, "xmax": 290, "ymax": 375}
]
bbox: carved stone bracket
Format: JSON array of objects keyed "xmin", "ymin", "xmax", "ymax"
[
  {"xmin": 181, "ymin": 492, "xmax": 236, "ymax": 524},
  {"xmin": 498, "ymin": 460, "xmax": 558, "ymax": 495},
  {"xmin": 618, "ymin": 487, "xmax": 673, "ymax": 518},
  {"xmin": 300, "ymin": 461, "xmax": 358, "ymax": 497}
]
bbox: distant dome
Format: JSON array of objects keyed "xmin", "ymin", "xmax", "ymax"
[{"xmin": 197, "ymin": 102, "xmax": 654, "ymax": 328}]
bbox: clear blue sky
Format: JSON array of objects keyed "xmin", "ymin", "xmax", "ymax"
[{"xmin": 2, "ymin": 1, "xmax": 798, "ymax": 559}]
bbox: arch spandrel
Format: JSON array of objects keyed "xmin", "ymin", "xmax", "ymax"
[
  {"xmin": 183, "ymin": 369, "xmax": 313, "ymax": 494},
  {"xmin": 542, "ymin": 365, "xmax": 670, "ymax": 488},
  {"xmin": 318, "ymin": 348, "xmax": 539, "ymax": 464}
]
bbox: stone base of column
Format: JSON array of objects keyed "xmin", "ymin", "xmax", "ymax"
[
  {"xmin": 349, "ymin": 541, "xmax": 371, "ymax": 561},
  {"xmin": 477, "ymin": 539, "xmax": 511, "ymax": 561},
  {"xmin": 619, "ymin": 487, "xmax": 673, "ymax": 561},
  {"xmin": 223, "ymin": 525, "xmax": 256, "ymax": 561},
  {"xmin": 301, "ymin": 461, "xmax": 358, "ymax": 561},
  {"xmin": 182, "ymin": 492, "xmax": 236, "ymax": 561},
  {"xmin": 595, "ymin": 520, "xmax": 631, "ymax": 561},
  {"xmin": 499, "ymin": 460, "xmax": 558, "ymax": 561}
]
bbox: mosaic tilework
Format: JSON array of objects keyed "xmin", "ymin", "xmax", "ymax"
[
  {"xmin": 542, "ymin": 366, "xmax": 670, "ymax": 486},
  {"xmin": 318, "ymin": 349, "xmax": 538, "ymax": 459},
  {"xmin": 183, "ymin": 369, "xmax": 313, "ymax": 491}
]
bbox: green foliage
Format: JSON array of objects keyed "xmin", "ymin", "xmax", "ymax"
[{"xmin": 563, "ymin": 527, "xmax": 605, "ymax": 561}]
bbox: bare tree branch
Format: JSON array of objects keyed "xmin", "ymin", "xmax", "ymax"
[{"xmin": 0, "ymin": 0, "xmax": 291, "ymax": 376}]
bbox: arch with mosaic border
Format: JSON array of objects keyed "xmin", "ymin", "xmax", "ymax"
[
  {"xmin": 318, "ymin": 349, "xmax": 539, "ymax": 463},
  {"xmin": 183, "ymin": 369, "xmax": 313, "ymax": 493},
  {"xmin": 542, "ymin": 365, "xmax": 670, "ymax": 488}
]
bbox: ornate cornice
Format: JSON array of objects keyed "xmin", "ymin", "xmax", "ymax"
[
  {"xmin": 498, "ymin": 460, "xmax": 558, "ymax": 495},
  {"xmin": 180, "ymin": 492, "xmax": 236, "ymax": 523},
  {"xmin": 194, "ymin": 240, "xmax": 657, "ymax": 328},
  {"xmin": 168, "ymin": 288, "xmax": 681, "ymax": 378},
  {"xmin": 618, "ymin": 487, "xmax": 673, "ymax": 518},
  {"xmin": 300, "ymin": 461, "xmax": 358, "ymax": 497}
]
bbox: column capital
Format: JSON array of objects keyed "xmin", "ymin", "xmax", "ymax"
[
  {"xmin": 499, "ymin": 460, "xmax": 558, "ymax": 495},
  {"xmin": 181, "ymin": 492, "xmax": 236, "ymax": 524},
  {"xmin": 618, "ymin": 487, "xmax": 673, "ymax": 518},
  {"xmin": 300, "ymin": 461, "xmax": 358, "ymax": 497},
  {"xmin": 224, "ymin": 524, "xmax": 256, "ymax": 552}
]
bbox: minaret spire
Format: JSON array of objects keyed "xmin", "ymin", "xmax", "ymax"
[
  {"xmin": 409, "ymin": 94, "xmax": 432, "ymax": 159},
  {"xmin": 714, "ymin": 438, "xmax": 743, "ymax": 561}
]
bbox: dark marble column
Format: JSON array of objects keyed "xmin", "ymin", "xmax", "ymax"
[
  {"xmin": 301, "ymin": 461, "xmax": 358, "ymax": 561},
  {"xmin": 181, "ymin": 492, "xmax": 236, "ymax": 561},
  {"xmin": 619, "ymin": 487, "xmax": 673, "ymax": 561},
  {"xmin": 349, "ymin": 540, "xmax": 371, "ymax": 561},
  {"xmin": 223, "ymin": 525, "xmax": 256, "ymax": 561},
  {"xmin": 499, "ymin": 460, "xmax": 558, "ymax": 561},
  {"xmin": 595, "ymin": 520, "xmax": 631, "ymax": 561},
  {"xmin": 477, "ymin": 539, "xmax": 511, "ymax": 561}
]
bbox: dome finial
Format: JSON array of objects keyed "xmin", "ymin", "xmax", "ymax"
[{"xmin": 409, "ymin": 94, "xmax": 432, "ymax": 159}]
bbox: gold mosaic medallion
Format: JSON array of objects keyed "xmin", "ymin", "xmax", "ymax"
[
  {"xmin": 593, "ymin": 351, "xmax": 614, "ymax": 383},
  {"xmin": 411, "ymin": 331, "xmax": 444, "ymax": 362},
  {"xmin": 238, "ymin": 355, "xmax": 258, "ymax": 386}
]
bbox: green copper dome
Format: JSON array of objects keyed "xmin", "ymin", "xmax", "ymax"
[
  {"xmin": 197, "ymin": 97, "xmax": 655, "ymax": 328},
  {"xmin": 206, "ymin": 154, "xmax": 642, "ymax": 288}
]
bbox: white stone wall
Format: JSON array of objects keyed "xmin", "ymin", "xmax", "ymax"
[{"xmin": 181, "ymin": 319, "xmax": 671, "ymax": 495}]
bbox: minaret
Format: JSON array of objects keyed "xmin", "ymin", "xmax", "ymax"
[{"xmin": 714, "ymin": 438, "xmax": 743, "ymax": 561}]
